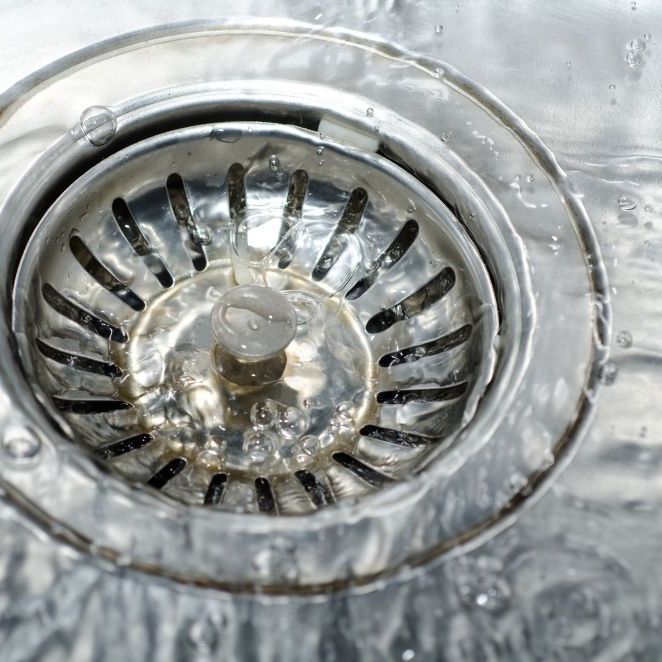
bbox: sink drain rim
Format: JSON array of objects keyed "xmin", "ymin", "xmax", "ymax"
[{"xmin": 0, "ymin": 23, "xmax": 609, "ymax": 591}]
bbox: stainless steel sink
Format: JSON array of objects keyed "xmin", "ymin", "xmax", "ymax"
[{"xmin": 0, "ymin": 2, "xmax": 660, "ymax": 660}]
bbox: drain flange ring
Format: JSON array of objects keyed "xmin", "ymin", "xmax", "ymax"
[{"xmin": 0, "ymin": 23, "xmax": 607, "ymax": 591}]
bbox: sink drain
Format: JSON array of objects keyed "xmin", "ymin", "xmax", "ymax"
[
  {"xmin": 14, "ymin": 122, "xmax": 497, "ymax": 515},
  {"xmin": 0, "ymin": 23, "xmax": 608, "ymax": 590}
]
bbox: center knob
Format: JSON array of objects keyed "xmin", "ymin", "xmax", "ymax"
[{"xmin": 211, "ymin": 284, "xmax": 297, "ymax": 386}]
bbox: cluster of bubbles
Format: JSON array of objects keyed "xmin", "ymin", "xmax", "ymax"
[
  {"xmin": 625, "ymin": 34, "xmax": 651, "ymax": 68},
  {"xmin": 451, "ymin": 555, "xmax": 512, "ymax": 613},
  {"xmin": 242, "ymin": 399, "xmax": 355, "ymax": 467}
]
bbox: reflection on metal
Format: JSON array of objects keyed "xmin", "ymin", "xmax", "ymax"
[{"xmin": 3, "ymin": 9, "xmax": 650, "ymax": 660}]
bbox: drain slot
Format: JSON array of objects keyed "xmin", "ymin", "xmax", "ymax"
[
  {"xmin": 278, "ymin": 169, "xmax": 309, "ymax": 268},
  {"xmin": 359, "ymin": 425, "xmax": 432, "ymax": 448},
  {"xmin": 312, "ymin": 187, "xmax": 368, "ymax": 281},
  {"xmin": 283, "ymin": 169, "xmax": 308, "ymax": 225},
  {"xmin": 147, "ymin": 458, "xmax": 187, "ymax": 489},
  {"xmin": 346, "ymin": 219, "xmax": 418, "ymax": 300},
  {"xmin": 227, "ymin": 162, "xmax": 247, "ymax": 220},
  {"xmin": 376, "ymin": 382, "xmax": 468, "ymax": 405},
  {"xmin": 366, "ymin": 266, "xmax": 456, "ymax": 333},
  {"xmin": 379, "ymin": 324, "xmax": 471, "ymax": 367},
  {"xmin": 255, "ymin": 477, "xmax": 277, "ymax": 514},
  {"xmin": 204, "ymin": 472, "xmax": 228, "ymax": 506},
  {"xmin": 332, "ymin": 452, "xmax": 392, "ymax": 488},
  {"xmin": 166, "ymin": 174, "xmax": 207, "ymax": 271},
  {"xmin": 41, "ymin": 283, "xmax": 128, "ymax": 343},
  {"xmin": 111, "ymin": 198, "xmax": 174, "ymax": 288},
  {"xmin": 94, "ymin": 433, "xmax": 153, "ymax": 460},
  {"xmin": 70, "ymin": 235, "xmax": 145, "ymax": 311},
  {"xmin": 36, "ymin": 338, "xmax": 122, "ymax": 377},
  {"xmin": 295, "ymin": 470, "xmax": 335, "ymax": 508},
  {"xmin": 52, "ymin": 397, "xmax": 132, "ymax": 414}
]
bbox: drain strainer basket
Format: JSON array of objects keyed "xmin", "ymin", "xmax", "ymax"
[{"xmin": 14, "ymin": 121, "xmax": 498, "ymax": 515}]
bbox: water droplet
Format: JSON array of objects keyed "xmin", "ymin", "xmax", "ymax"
[
  {"xmin": 644, "ymin": 204, "xmax": 654, "ymax": 213},
  {"xmin": 204, "ymin": 436, "xmax": 227, "ymax": 454},
  {"xmin": 644, "ymin": 33, "xmax": 652, "ymax": 41},
  {"xmin": 526, "ymin": 174, "xmax": 535, "ymax": 183},
  {"xmin": 316, "ymin": 146, "xmax": 325, "ymax": 156},
  {"xmin": 174, "ymin": 203, "xmax": 188, "ymax": 221},
  {"xmin": 196, "ymin": 450, "xmax": 223, "ymax": 471},
  {"xmin": 303, "ymin": 397, "xmax": 320, "ymax": 409},
  {"xmin": 2, "ymin": 431, "xmax": 41, "ymax": 462},
  {"xmin": 192, "ymin": 225, "xmax": 212, "ymax": 246},
  {"xmin": 269, "ymin": 155, "xmax": 280, "ymax": 173},
  {"xmin": 211, "ymin": 127, "xmax": 242, "ymax": 143},
  {"xmin": 187, "ymin": 614, "xmax": 220, "ymax": 653},
  {"xmin": 247, "ymin": 319, "xmax": 260, "ymax": 331},
  {"xmin": 284, "ymin": 291, "xmax": 320, "ymax": 325},
  {"xmin": 600, "ymin": 361, "xmax": 618, "ymax": 386},
  {"xmin": 328, "ymin": 402, "xmax": 355, "ymax": 433},
  {"xmin": 242, "ymin": 430, "xmax": 276, "ymax": 463},
  {"xmin": 631, "ymin": 0, "xmax": 637, "ymax": 9},
  {"xmin": 80, "ymin": 106, "xmax": 117, "ymax": 146},
  {"xmin": 317, "ymin": 160, "xmax": 324, "ymax": 167},
  {"xmin": 434, "ymin": 24, "xmax": 443, "ymax": 35},
  {"xmin": 250, "ymin": 400, "xmax": 278, "ymax": 430},
  {"xmin": 276, "ymin": 407, "xmax": 308, "ymax": 439},
  {"xmin": 629, "ymin": 37, "xmax": 646, "ymax": 52},
  {"xmin": 297, "ymin": 435, "xmax": 320, "ymax": 458},
  {"xmin": 402, "ymin": 651, "xmax": 416, "ymax": 662},
  {"xmin": 366, "ymin": 107, "xmax": 374, "ymax": 117},
  {"xmin": 618, "ymin": 195, "xmax": 637, "ymax": 211},
  {"xmin": 318, "ymin": 430, "xmax": 335, "ymax": 448},
  {"xmin": 334, "ymin": 402, "xmax": 354, "ymax": 423},
  {"xmin": 453, "ymin": 557, "xmax": 512, "ymax": 613},
  {"xmin": 625, "ymin": 51, "xmax": 642, "ymax": 67},
  {"xmin": 617, "ymin": 330, "xmax": 633, "ymax": 348},
  {"xmin": 609, "ymin": 84, "xmax": 617, "ymax": 92},
  {"xmin": 441, "ymin": 131, "xmax": 451, "ymax": 142}
]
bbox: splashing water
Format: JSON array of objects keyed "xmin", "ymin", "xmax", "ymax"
[{"xmin": 0, "ymin": 2, "xmax": 661, "ymax": 660}]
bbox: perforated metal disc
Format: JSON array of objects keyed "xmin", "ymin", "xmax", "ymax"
[{"xmin": 13, "ymin": 122, "xmax": 497, "ymax": 515}]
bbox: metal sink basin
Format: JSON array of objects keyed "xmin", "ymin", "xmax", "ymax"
[{"xmin": 0, "ymin": 2, "xmax": 660, "ymax": 660}]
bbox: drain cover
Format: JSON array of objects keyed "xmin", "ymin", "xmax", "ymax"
[
  {"xmin": 0, "ymin": 25, "xmax": 608, "ymax": 590},
  {"xmin": 14, "ymin": 122, "xmax": 497, "ymax": 515}
]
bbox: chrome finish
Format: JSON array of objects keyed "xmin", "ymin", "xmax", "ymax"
[
  {"xmin": 0, "ymin": 23, "xmax": 606, "ymax": 596},
  {"xmin": 13, "ymin": 121, "xmax": 497, "ymax": 513}
]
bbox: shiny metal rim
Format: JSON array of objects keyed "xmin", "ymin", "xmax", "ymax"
[{"xmin": 0, "ymin": 23, "xmax": 608, "ymax": 591}]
